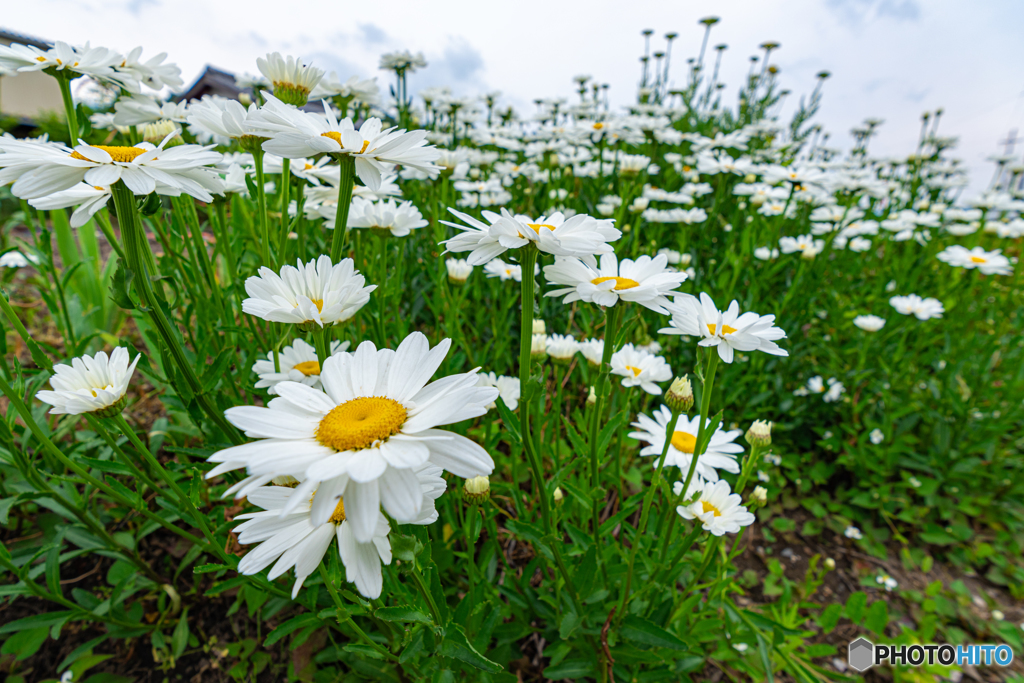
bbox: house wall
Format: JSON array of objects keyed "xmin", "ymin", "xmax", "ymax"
[{"xmin": 0, "ymin": 37, "xmax": 64, "ymax": 119}]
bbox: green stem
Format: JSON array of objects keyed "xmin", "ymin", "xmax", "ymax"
[
  {"xmin": 55, "ymin": 71, "xmax": 79, "ymax": 143},
  {"xmin": 658, "ymin": 351, "xmax": 719, "ymax": 564},
  {"xmin": 313, "ymin": 326, "xmax": 330, "ymax": 369},
  {"xmin": 317, "ymin": 565, "xmax": 398, "ymax": 662},
  {"xmin": 109, "ymin": 181, "xmax": 242, "ymax": 444},
  {"xmin": 587, "ymin": 304, "xmax": 623, "ymax": 586},
  {"xmin": 329, "ymin": 156, "xmax": 357, "ymax": 262},
  {"xmin": 619, "ymin": 408, "xmax": 680, "ymax": 616},
  {"xmin": 278, "ymin": 158, "xmax": 291, "ymax": 259},
  {"xmin": 252, "ymin": 148, "xmax": 272, "ymax": 267},
  {"xmin": 0, "ymin": 373, "xmax": 163, "ymax": 583}
]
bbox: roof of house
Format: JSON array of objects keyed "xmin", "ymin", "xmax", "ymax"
[
  {"xmin": 176, "ymin": 65, "xmax": 245, "ymax": 103},
  {"xmin": 0, "ymin": 27, "xmax": 52, "ymax": 50}
]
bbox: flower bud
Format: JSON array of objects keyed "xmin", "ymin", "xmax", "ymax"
[
  {"xmin": 745, "ymin": 420, "xmax": 772, "ymax": 446},
  {"xmin": 750, "ymin": 485, "xmax": 768, "ymax": 507},
  {"xmin": 463, "ymin": 475, "xmax": 490, "ymax": 503},
  {"xmin": 533, "ymin": 319, "xmax": 547, "ymax": 335},
  {"xmin": 743, "ymin": 173, "xmax": 757, "ymax": 184},
  {"xmin": 446, "ymin": 258, "xmax": 472, "ymax": 285},
  {"xmin": 531, "ymin": 333, "xmax": 548, "ymax": 360},
  {"xmin": 553, "ymin": 487, "xmax": 564, "ymax": 505},
  {"xmin": 665, "ymin": 376, "xmax": 694, "ymax": 413},
  {"xmin": 824, "ymin": 557, "xmax": 836, "ymax": 571},
  {"xmin": 586, "ymin": 386, "xmax": 597, "ymax": 405}
]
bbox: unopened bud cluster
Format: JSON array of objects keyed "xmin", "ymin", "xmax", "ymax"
[
  {"xmin": 745, "ymin": 419, "xmax": 772, "ymax": 447},
  {"xmin": 665, "ymin": 376, "xmax": 693, "ymax": 413},
  {"xmin": 463, "ymin": 475, "xmax": 490, "ymax": 503},
  {"xmin": 750, "ymin": 485, "xmax": 768, "ymax": 507}
]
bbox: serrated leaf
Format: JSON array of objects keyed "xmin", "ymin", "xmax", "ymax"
[
  {"xmin": 845, "ymin": 592, "xmax": 867, "ymax": 624},
  {"xmin": 621, "ymin": 615, "xmax": 688, "ymax": 650},
  {"xmin": 494, "ymin": 396, "xmax": 521, "ymax": 444},
  {"xmin": 438, "ymin": 623, "xmax": 502, "ymax": 673},
  {"xmin": 264, "ymin": 613, "xmax": 320, "ymax": 647},
  {"xmin": 375, "ymin": 606, "xmax": 432, "ymax": 624}
]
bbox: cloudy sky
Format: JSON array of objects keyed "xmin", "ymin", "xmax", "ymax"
[{"xmin": 5, "ymin": 0, "xmax": 1024, "ymax": 196}]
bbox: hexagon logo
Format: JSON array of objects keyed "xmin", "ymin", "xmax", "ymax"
[{"xmin": 848, "ymin": 638, "xmax": 874, "ymax": 672}]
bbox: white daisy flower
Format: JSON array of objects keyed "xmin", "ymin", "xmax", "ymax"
[
  {"xmin": 578, "ymin": 338, "xmax": 604, "ymax": 366},
  {"xmin": 186, "ymin": 95, "xmax": 267, "ymax": 142},
  {"xmin": 346, "ymin": 197, "xmax": 427, "ymax": 236},
  {"xmin": 241, "ymin": 256, "xmax": 375, "ymax": 328},
  {"xmin": 543, "ymin": 252, "xmax": 688, "ymax": 314},
  {"xmin": 234, "ymin": 464, "xmax": 444, "ymax": 599},
  {"xmin": 545, "ymin": 334, "xmax": 579, "ymax": 362},
  {"xmin": 823, "ymin": 378, "xmax": 845, "ymax": 403},
  {"xmin": 0, "ymin": 251, "xmax": 35, "ymax": 268},
  {"xmin": 869, "ymin": 428, "xmax": 884, "ymax": 444},
  {"xmin": 630, "ymin": 405, "xmax": 743, "ymax": 481},
  {"xmin": 936, "ymin": 245, "xmax": 1012, "ymax": 275},
  {"xmin": 844, "ymin": 526, "xmax": 863, "ymax": 540},
  {"xmin": 779, "ymin": 234, "xmax": 824, "ymax": 258},
  {"xmin": 255, "ymin": 95, "xmax": 440, "ymax": 191},
  {"xmin": 442, "ymin": 208, "xmax": 621, "ymax": 267},
  {"xmin": 207, "ymin": 332, "xmax": 498, "ymax": 542},
  {"xmin": 36, "ymin": 347, "xmax": 140, "ymax": 417},
  {"xmin": 477, "ymin": 372, "xmax": 521, "ymax": 411},
  {"xmin": 0, "ymin": 41, "xmax": 120, "ymax": 84},
  {"xmin": 853, "ymin": 314, "xmax": 886, "ymax": 332},
  {"xmin": 677, "ymin": 480, "xmax": 756, "ymax": 536},
  {"xmin": 753, "ymin": 247, "xmax": 779, "ymax": 261},
  {"xmin": 0, "ymin": 136, "xmax": 223, "ymax": 202},
  {"xmin": 483, "ymin": 258, "xmax": 523, "ymax": 282},
  {"xmin": 28, "ymin": 183, "xmax": 113, "ymax": 228},
  {"xmin": 257, "ymin": 52, "xmax": 325, "ymax": 105},
  {"xmin": 252, "ymin": 339, "xmax": 351, "ymax": 394},
  {"xmin": 610, "ymin": 343, "xmax": 672, "ymax": 395},
  {"xmin": 889, "ymin": 294, "xmax": 944, "ymax": 320},
  {"xmin": 660, "ymin": 293, "xmax": 789, "ymax": 364}
]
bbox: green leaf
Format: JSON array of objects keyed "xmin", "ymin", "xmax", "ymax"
[
  {"xmin": 109, "ymin": 259, "xmax": 136, "ymax": 310},
  {"xmin": 343, "ymin": 643, "xmax": 387, "ymax": 660},
  {"xmin": 754, "ymin": 630, "xmax": 774, "ymax": 683},
  {"xmin": 543, "ymin": 660, "xmax": 594, "ymax": 678},
  {"xmin": 188, "ymin": 469, "xmax": 202, "ymax": 507},
  {"xmin": 845, "ymin": 592, "xmax": 867, "ymax": 624},
  {"xmin": 494, "ymin": 396, "xmax": 521, "ymax": 444},
  {"xmin": 172, "ymin": 608, "xmax": 189, "ymax": 659},
  {"xmin": 193, "ymin": 564, "xmax": 231, "ymax": 574},
  {"xmin": 0, "ymin": 611, "xmax": 74, "ymax": 634},
  {"xmin": 817, "ymin": 604, "xmax": 842, "ymax": 634},
  {"xmin": 0, "ymin": 627, "xmax": 49, "ymax": 660},
  {"xmin": 264, "ymin": 613, "xmax": 320, "ymax": 647},
  {"xmin": 621, "ymin": 615, "xmax": 688, "ymax": 650},
  {"xmin": 391, "ymin": 534, "xmax": 424, "ymax": 562},
  {"xmin": 558, "ymin": 610, "xmax": 580, "ymax": 640},
  {"xmin": 863, "ymin": 600, "xmax": 888, "ymax": 635},
  {"xmin": 375, "ymin": 606, "xmax": 433, "ymax": 624},
  {"xmin": 438, "ymin": 624, "xmax": 502, "ymax": 673}
]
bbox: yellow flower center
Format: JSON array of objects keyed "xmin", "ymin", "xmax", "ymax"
[
  {"xmin": 69, "ymin": 146, "xmax": 146, "ymax": 163},
  {"xmin": 293, "ymin": 360, "xmax": 321, "ymax": 376},
  {"xmin": 307, "ymin": 299, "xmax": 324, "ymax": 312},
  {"xmin": 592, "ymin": 276, "xmax": 640, "ymax": 290},
  {"xmin": 304, "ymin": 163, "xmax": 314, "ymax": 170},
  {"xmin": 315, "ymin": 396, "xmax": 407, "ymax": 452},
  {"xmin": 626, "ymin": 365, "xmax": 643, "ymax": 377},
  {"xmin": 526, "ymin": 223, "xmax": 557, "ymax": 233},
  {"xmin": 700, "ymin": 500, "xmax": 722, "ymax": 517},
  {"xmin": 970, "ymin": 255, "xmax": 987, "ymax": 264},
  {"xmin": 593, "ymin": 122, "xmax": 604, "ymax": 130},
  {"xmin": 310, "ymin": 490, "xmax": 347, "ymax": 524},
  {"xmin": 671, "ymin": 431, "xmax": 697, "ymax": 454},
  {"xmin": 320, "ymin": 132, "xmax": 370, "ymax": 154},
  {"xmin": 707, "ymin": 323, "xmax": 737, "ymax": 335}
]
